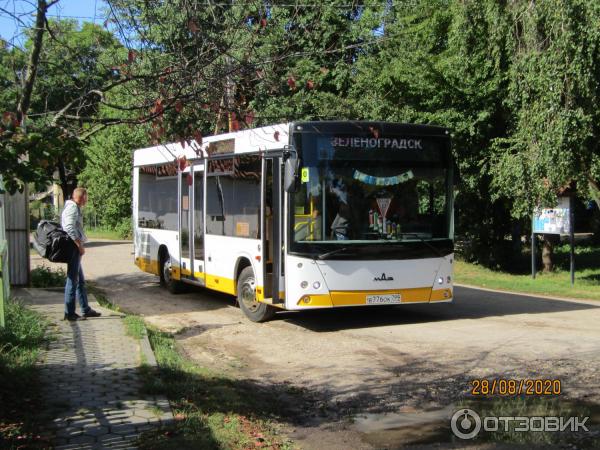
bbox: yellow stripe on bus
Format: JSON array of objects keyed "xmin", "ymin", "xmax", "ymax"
[
  {"xmin": 430, "ymin": 288, "xmax": 453, "ymax": 301},
  {"xmin": 296, "ymin": 287, "xmax": 452, "ymax": 307},
  {"xmin": 135, "ymin": 257, "xmax": 159, "ymax": 276},
  {"xmin": 135, "ymin": 258, "xmax": 452, "ymax": 306},
  {"xmin": 206, "ymin": 275, "xmax": 236, "ymax": 295}
]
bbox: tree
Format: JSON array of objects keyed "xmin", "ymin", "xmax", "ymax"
[
  {"xmin": 0, "ymin": 9, "xmax": 125, "ymax": 197},
  {"xmin": 79, "ymin": 123, "xmax": 148, "ymax": 233},
  {"xmin": 489, "ymin": 0, "xmax": 600, "ymax": 217},
  {"xmin": 350, "ymin": 1, "xmax": 516, "ymax": 266},
  {"xmin": 485, "ymin": 0, "xmax": 600, "ymax": 271},
  {"xmin": 247, "ymin": 1, "xmax": 382, "ymax": 123}
]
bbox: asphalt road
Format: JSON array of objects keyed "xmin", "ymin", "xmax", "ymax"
[{"xmin": 31, "ymin": 239, "xmax": 600, "ymax": 449}]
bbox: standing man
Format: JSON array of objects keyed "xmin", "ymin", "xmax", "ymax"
[{"xmin": 61, "ymin": 187, "xmax": 101, "ymax": 321}]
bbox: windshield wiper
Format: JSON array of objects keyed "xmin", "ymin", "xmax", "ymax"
[
  {"xmin": 317, "ymin": 246, "xmax": 356, "ymax": 260},
  {"xmin": 399, "ymin": 233, "xmax": 443, "ymax": 257}
]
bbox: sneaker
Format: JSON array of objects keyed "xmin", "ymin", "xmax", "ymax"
[
  {"xmin": 83, "ymin": 309, "xmax": 102, "ymax": 318},
  {"xmin": 64, "ymin": 312, "xmax": 81, "ymax": 321}
]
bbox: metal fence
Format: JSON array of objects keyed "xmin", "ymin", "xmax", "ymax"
[
  {"xmin": 0, "ymin": 177, "xmax": 8, "ymax": 327},
  {"xmin": 30, "ymin": 204, "xmax": 99, "ymax": 230},
  {"xmin": 0, "ymin": 241, "xmax": 7, "ymax": 328}
]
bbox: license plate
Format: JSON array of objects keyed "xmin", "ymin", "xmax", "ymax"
[{"xmin": 366, "ymin": 294, "xmax": 402, "ymax": 305}]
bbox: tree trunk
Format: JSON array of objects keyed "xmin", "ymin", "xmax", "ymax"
[
  {"xmin": 16, "ymin": 0, "xmax": 50, "ymax": 124},
  {"xmin": 56, "ymin": 159, "xmax": 75, "ymax": 201},
  {"xmin": 589, "ymin": 178, "xmax": 600, "ymax": 211},
  {"xmin": 542, "ymin": 234, "xmax": 554, "ymax": 272}
]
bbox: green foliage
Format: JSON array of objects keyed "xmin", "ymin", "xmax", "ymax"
[
  {"xmin": 248, "ymin": 1, "xmax": 376, "ymax": 122},
  {"xmin": 79, "ymin": 124, "xmax": 147, "ymax": 229},
  {"xmin": 343, "ymin": 0, "xmax": 600, "ymax": 264},
  {"xmin": 0, "ymin": 124, "xmax": 83, "ymax": 194},
  {"xmin": 0, "ymin": 298, "xmax": 48, "ymax": 447},
  {"xmin": 489, "ymin": 0, "xmax": 600, "ymax": 216},
  {"xmin": 30, "ymin": 20, "xmax": 124, "ymax": 119},
  {"xmin": 349, "ymin": 0, "xmax": 517, "ymax": 263},
  {"xmin": 4, "ymin": 0, "xmax": 599, "ymax": 266},
  {"xmin": 0, "ymin": 21, "xmax": 124, "ymax": 195},
  {"xmin": 30, "ymin": 264, "xmax": 66, "ymax": 288},
  {"xmin": 123, "ymin": 315, "xmax": 146, "ymax": 340}
]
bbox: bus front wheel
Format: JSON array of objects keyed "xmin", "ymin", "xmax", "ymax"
[
  {"xmin": 159, "ymin": 252, "xmax": 183, "ymax": 294},
  {"xmin": 237, "ymin": 267, "xmax": 276, "ymax": 322}
]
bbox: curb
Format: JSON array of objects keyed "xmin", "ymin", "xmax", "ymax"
[
  {"xmin": 140, "ymin": 328, "xmax": 158, "ymax": 366},
  {"xmin": 454, "ymin": 283, "xmax": 600, "ymax": 305}
]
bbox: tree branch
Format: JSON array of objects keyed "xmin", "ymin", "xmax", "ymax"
[{"xmin": 16, "ymin": 0, "xmax": 49, "ymax": 125}]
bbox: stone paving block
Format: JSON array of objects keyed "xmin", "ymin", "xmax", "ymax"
[
  {"xmin": 94, "ymin": 434, "xmax": 126, "ymax": 449},
  {"xmin": 82, "ymin": 424, "xmax": 109, "ymax": 437},
  {"xmin": 133, "ymin": 408, "xmax": 160, "ymax": 420},
  {"xmin": 55, "ymin": 426, "xmax": 84, "ymax": 438},
  {"xmin": 27, "ymin": 292, "xmax": 172, "ymax": 449},
  {"xmin": 125, "ymin": 414, "xmax": 150, "ymax": 425},
  {"xmin": 66, "ymin": 434, "xmax": 97, "ymax": 446},
  {"xmin": 111, "ymin": 423, "xmax": 138, "ymax": 436}
]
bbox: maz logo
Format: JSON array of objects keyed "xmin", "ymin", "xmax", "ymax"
[{"xmin": 374, "ymin": 273, "xmax": 394, "ymax": 281}]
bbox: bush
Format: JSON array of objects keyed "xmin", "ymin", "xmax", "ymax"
[
  {"xmin": 30, "ymin": 264, "xmax": 66, "ymax": 288},
  {"xmin": 114, "ymin": 217, "xmax": 133, "ymax": 239}
]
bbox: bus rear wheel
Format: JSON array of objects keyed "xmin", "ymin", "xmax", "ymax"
[
  {"xmin": 237, "ymin": 267, "xmax": 276, "ymax": 322},
  {"xmin": 159, "ymin": 252, "xmax": 183, "ymax": 294}
]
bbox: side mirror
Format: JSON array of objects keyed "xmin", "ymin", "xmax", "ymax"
[{"xmin": 284, "ymin": 153, "xmax": 299, "ymax": 193}]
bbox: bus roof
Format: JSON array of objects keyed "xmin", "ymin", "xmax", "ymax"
[
  {"xmin": 133, "ymin": 121, "xmax": 450, "ymax": 167},
  {"xmin": 133, "ymin": 123, "xmax": 289, "ymax": 167}
]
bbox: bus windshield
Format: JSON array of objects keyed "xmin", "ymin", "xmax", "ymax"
[{"xmin": 289, "ymin": 127, "xmax": 453, "ymax": 257}]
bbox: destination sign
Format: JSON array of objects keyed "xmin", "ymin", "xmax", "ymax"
[{"xmin": 331, "ymin": 137, "xmax": 423, "ymax": 150}]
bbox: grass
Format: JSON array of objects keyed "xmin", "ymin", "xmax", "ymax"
[
  {"xmin": 123, "ymin": 315, "xmax": 146, "ymax": 340},
  {"xmin": 30, "ymin": 264, "xmax": 66, "ymax": 288},
  {"xmin": 455, "ymin": 243, "xmax": 600, "ymax": 301},
  {"xmin": 0, "ymin": 298, "xmax": 50, "ymax": 448},
  {"xmin": 137, "ymin": 327, "xmax": 296, "ymax": 449},
  {"xmin": 85, "ymin": 226, "xmax": 126, "ymax": 240}
]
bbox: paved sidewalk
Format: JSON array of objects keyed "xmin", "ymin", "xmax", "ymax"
[{"xmin": 16, "ymin": 288, "xmax": 172, "ymax": 449}]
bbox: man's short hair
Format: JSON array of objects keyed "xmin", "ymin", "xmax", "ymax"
[{"xmin": 73, "ymin": 187, "xmax": 87, "ymax": 199}]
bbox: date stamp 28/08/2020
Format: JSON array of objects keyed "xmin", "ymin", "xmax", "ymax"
[{"xmin": 470, "ymin": 379, "xmax": 562, "ymax": 396}]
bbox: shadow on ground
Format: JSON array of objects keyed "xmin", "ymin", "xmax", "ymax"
[
  {"xmin": 273, "ymin": 285, "xmax": 600, "ymax": 332},
  {"xmin": 84, "ymin": 240, "xmax": 132, "ymax": 249},
  {"xmin": 90, "ymin": 272, "xmax": 600, "ymax": 333}
]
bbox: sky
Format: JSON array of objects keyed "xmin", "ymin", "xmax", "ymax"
[{"xmin": 0, "ymin": 0, "xmax": 108, "ymax": 47}]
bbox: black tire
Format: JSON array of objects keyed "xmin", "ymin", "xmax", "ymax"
[
  {"xmin": 159, "ymin": 251, "xmax": 184, "ymax": 294},
  {"xmin": 237, "ymin": 266, "xmax": 276, "ymax": 322}
]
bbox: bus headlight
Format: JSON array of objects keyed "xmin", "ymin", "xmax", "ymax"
[
  {"xmin": 437, "ymin": 277, "xmax": 444, "ymax": 285},
  {"xmin": 447, "ymin": 276, "xmax": 452, "ymax": 284},
  {"xmin": 300, "ymin": 281, "xmax": 308, "ymax": 289},
  {"xmin": 313, "ymin": 281, "xmax": 321, "ymax": 289}
]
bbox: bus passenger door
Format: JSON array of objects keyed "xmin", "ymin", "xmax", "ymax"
[
  {"xmin": 263, "ymin": 157, "xmax": 284, "ymax": 304},
  {"xmin": 193, "ymin": 169, "xmax": 205, "ymax": 285},
  {"xmin": 179, "ymin": 170, "xmax": 193, "ymax": 280},
  {"xmin": 179, "ymin": 167, "xmax": 205, "ymax": 285}
]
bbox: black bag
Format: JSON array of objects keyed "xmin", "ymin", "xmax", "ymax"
[{"xmin": 33, "ymin": 220, "xmax": 77, "ymax": 263}]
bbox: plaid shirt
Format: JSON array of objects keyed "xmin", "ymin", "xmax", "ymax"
[{"xmin": 61, "ymin": 200, "xmax": 87, "ymax": 243}]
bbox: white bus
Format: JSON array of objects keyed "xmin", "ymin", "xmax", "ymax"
[{"xmin": 133, "ymin": 121, "xmax": 454, "ymax": 322}]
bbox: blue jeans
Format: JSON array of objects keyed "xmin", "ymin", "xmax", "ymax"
[{"xmin": 64, "ymin": 249, "xmax": 90, "ymax": 315}]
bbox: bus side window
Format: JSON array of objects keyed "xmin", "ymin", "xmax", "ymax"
[{"xmin": 205, "ymin": 156, "xmax": 261, "ymax": 239}]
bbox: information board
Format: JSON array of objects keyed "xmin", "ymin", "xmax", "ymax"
[{"xmin": 533, "ymin": 197, "xmax": 571, "ymax": 235}]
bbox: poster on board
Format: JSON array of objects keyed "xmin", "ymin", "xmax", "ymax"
[{"xmin": 532, "ymin": 196, "xmax": 571, "ymax": 235}]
